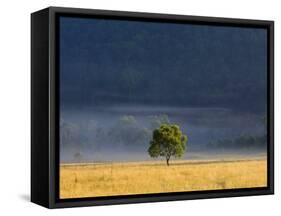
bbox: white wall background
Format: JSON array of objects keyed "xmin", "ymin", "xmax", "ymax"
[{"xmin": 0, "ymin": 0, "xmax": 279, "ymax": 214}]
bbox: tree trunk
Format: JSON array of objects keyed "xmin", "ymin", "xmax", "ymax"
[{"xmin": 166, "ymin": 157, "xmax": 170, "ymax": 166}]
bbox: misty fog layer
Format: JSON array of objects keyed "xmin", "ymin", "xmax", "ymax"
[
  {"xmin": 59, "ymin": 17, "xmax": 267, "ymax": 163},
  {"xmin": 60, "ymin": 106, "xmax": 266, "ymax": 162}
]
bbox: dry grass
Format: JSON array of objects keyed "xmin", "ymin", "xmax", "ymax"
[{"xmin": 60, "ymin": 159, "xmax": 267, "ymax": 198}]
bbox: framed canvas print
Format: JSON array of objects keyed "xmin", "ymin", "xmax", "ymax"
[{"xmin": 31, "ymin": 7, "xmax": 274, "ymax": 208}]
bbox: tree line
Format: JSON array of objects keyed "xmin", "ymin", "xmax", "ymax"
[{"xmin": 208, "ymin": 134, "xmax": 266, "ymax": 150}]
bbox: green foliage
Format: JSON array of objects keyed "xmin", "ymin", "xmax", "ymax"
[
  {"xmin": 148, "ymin": 124, "xmax": 187, "ymax": 166},
  {"xmin": 209, "ymin": 114, "xmax": 267, "ymax": 150},
  {"xmin": 209, "ymin": 134, "xmax": 266, "ymax": 150}
]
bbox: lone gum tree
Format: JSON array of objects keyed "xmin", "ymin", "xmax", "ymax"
[{"xmin": 148, "ymin": 124, "xmax": 187, "ymax": 166}]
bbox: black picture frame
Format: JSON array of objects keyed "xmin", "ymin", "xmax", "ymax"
[{"xmin": 31, "ymin": 6, "xmax": 274, "ymax": 208}]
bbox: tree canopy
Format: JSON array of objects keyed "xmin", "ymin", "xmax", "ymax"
[{"xmin": 148, "ymin": 124, "xmax": 187, "ymax": 166}]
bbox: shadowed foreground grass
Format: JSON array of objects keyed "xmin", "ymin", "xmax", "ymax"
[{"xmin": 60, "ymin": 159, "xmax": 267, "ymax": 198}]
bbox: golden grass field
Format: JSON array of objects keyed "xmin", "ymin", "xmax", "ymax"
[{"xmin": 60, "ymin": 159, "xmax": 267, "ymax": 198}]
